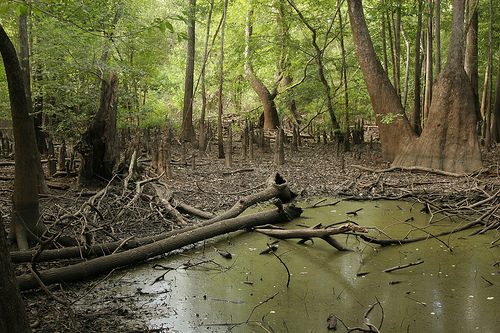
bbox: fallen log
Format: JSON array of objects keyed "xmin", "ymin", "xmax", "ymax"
[
  {"xmin": 254, "ymin": 223, "xmax": 367, "ymax": 251},
  {"xmin": 17, "ymin": 204, "xmax": 302, "ymax": 291},
  {"xmin": 11, "ymin": 173, "xmax": 295, "ymax": 263}
]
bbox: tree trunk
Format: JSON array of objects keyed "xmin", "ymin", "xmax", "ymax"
[
  {"xmin": 423, "ymin": 0, "xmax": 433, "ymax": 125},
  {"xmin": 0, "ymin": 24, "xmax": 42, "ymax": 250},
  {"xmin": 76, "ymin": 73, "xmax": 119, "ymax": 185},
  {"xmin": 435, "ymin": 0, "xmax": 442, "ymax": 75},
  {"xmin": 287, "ymin": 0, "xmax": 339, "ymax": 129},
  {"xmin": 244, "ymin": 1, "xmax": 280, "ymax": 130},
  {"xmin": 412, "ymin": 0, "xmax": 423, "ymax": 135},
  {"xmin": 348, "ymin": 0, "xmax": 481, "ymax": 173},
  {"xmin": 465, "ymin": 3, "xmax": 479, "ymax": 120},
  {"xmin": 490, "ymin": 46, "xmax": 500, "ymax": 142},
  {"xmin": 17, "ymin": 204, "xmax": 302, "ymax": 291},
  {"xmin": 0, "ymin": 216, "xmax": 32, "ymax": 332},
  {"xmin": 181, "ymin": 0, "xmax": 196, "ymax": 142},
  {"xmin": 347, "ymin": 0, "xmax": 414, "ymax": 162},
  {"xmin": 198, "ymin": 0, "xmax": 214, "ymax": 157},
  {"xmin": 393, "ymin": 0, "xmax": 482, "ymax": 173},
  {"xmin": 217, "ymin": 0, "xmax": 229, "ymax": 158},
  {"xmin": 17, "ymin": 13, "xmax": 49, "ymax": 195}
]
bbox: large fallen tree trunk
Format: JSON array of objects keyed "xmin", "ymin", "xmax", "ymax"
[
  {"xmin": 17, "ymin": 204, "xmax": 302, "ymax": 291},
  {"xmin": 11, "ymin": 172, "xmax": 295, "ymax": 263}
]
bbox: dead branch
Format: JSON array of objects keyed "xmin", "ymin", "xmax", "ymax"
[
  {"xmin": 255, "ymin": 223, "xmax": 366, "ymax": 251},
  {"xmin": 382, "ymin": 260, "xmax": 424, "ymax": 273},
  {"xmin": 17, "ymin": 204, "xmax": 302, "ymax": 291},
  {"xmin": 350, "ymin": 164, "xmax": 468, "ymax": 177},
  {"xmin": 152, "ymin": 181, "xmax": 187, "ymax": 226}
]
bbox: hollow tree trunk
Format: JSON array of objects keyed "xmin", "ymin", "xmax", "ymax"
[{"xmin": 76, "ymin": 72, "xmax": 119, "ymax": 185}]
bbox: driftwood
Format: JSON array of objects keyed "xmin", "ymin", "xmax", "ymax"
[
  {"xmin": 17, "ymin": 204, "xmax": 303, "ymax": 291},
  {"xmin": 255, "ymin": 223, "xmax": 368, "ymax": 251}
]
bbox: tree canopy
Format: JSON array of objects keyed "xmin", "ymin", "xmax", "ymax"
[{"xmin": 0, "ymin": 0, "xmax": 498, "ymax": 169}]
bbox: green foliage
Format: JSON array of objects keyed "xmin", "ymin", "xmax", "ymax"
[
  {"xmin": 0, "ymin": 0, "xmax": 498, "ymax": 143},
  {"xmin": 377, "ymin": 113, "xmax": 403, "ymax": 124}
]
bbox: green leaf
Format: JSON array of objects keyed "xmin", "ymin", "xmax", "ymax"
[
  {"xmin": 164, "ymin": 21, "xmax": 173, "ymax": 32},
  {"xmin": 32, "ymin": 8, "xmax": 43, "ymax": 19},
  {"xmin": 0, "ymin": 3, "xmax": 15, "ymax": 15},
  {"xmin": 158, "ymin": 21, "xmax": 166, "ymax": 33},
  {"xmin": 16, "ymin": 4, "xmax": 29, "ymax": 17}
]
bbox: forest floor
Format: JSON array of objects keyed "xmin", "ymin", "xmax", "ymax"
[{"xmin": 4, "ymin": 138, "xmax": 500, "ymax": 332}]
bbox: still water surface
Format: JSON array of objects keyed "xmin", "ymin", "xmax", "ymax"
[{"xmin": 111, "ymin": 199, "xmax": 500, "ymax": 332}]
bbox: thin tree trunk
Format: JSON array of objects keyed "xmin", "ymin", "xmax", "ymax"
[
  {"xmin": 217, "ymin": 0, "xmax": 228, "ymax": 158},
  {"xmin": 287, "ymin": 0, "xmax": 339, "ymax": 129},
  {"xmin": 490, "ymin": 45, "xmax": 500, "ymax": 142},
  {"xmin": 435, "ymin": 0, "xmax": 441, "ymax": 75},
  {"xmin": 412, "ymin": 0, "xmax": 423, "ymax": 135},
  {"xmin": 198, "ymin": 0, "xmax": 214, "ymax": 156},
  {"xmin": 485, "ymin": 0, "xmax": 494, "ymax": 146},
  {"xmin": 423, "ymin": 0, "xmax": 433, "ymax": 126},
  {"xmin": 181, "ymin": 0, "xmax": 196, "ymax": 142},
  {"xmin": 17, "ymin": 11, "xmax": 49, "ymax": 194},
  {"xmin": 381, "ymin": 0, "xmax": 388, "ymax": 72},
  {"xmin": 338, "ymin": 0, "xmax": 350, "ymax": 151}
]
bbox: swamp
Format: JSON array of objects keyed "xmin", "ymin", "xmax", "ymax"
[{"xmin": 6, "ymin": 140, "xmax": 500, "ymax": 332}]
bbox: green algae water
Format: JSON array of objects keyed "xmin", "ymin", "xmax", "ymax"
[{"xmin": 81, "ymin": 199, "xmax": 500, "ymax": 332}]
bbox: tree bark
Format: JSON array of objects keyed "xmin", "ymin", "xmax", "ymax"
[
  {"xmin": 255, "ymin": 223, "xmax": 368, "ymax": 251},
  {"xmin": 17, "ymin": 204, "xmax": 302, "ymax": 291},
  {"xmin": 490, "ymin": 46, "xmax": 500, "ymax": 142},
  {"xmin": 0, "ymin": 24, "xmax": 42, "ymax": 250},
  {"xmin": 347, "ymin": 0, "xmax": 415, "ymax": 162},
  {"xmin": 465, "ymin": 3, "xmax": 480, "ymax": 120},
  {"xmin": 393, "ymin": 0, "xmax": 482, "ymax": 173},
  {"xmin": 348, "ymin": 0, "xmax": 482, "ymax": 173},
  {"xmin": 76, "ymin": 72, "xmax": 119, "ymax": 185},
  {"xmin": 198, "ymin": 0, "xmax": 214, "ymax": 156},
  {"xmin": 412, "ymin": 0, "xmax": 423, "ymax": 135},
  {"xmin": 181, "ymin": 0, "xmax": 196, "ymax": 142},
  {"xmin": 217, "ymin": 0, "xmax": 229, "ymax": 158},
  {"xmin": 0, "ymin": 216, "xmax": 32, "ymax": 332},
  {"xmin": 244, "ymin": 2, "xmax": 280, "ymax": 130},
  {"xmin": 435, "ymin": 0, "xmax": 441, "ymax": 75}
]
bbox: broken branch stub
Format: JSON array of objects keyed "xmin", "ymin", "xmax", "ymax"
[{"xmin": 206, "ymin": 172, "xmax": 296, "ymax": 224}]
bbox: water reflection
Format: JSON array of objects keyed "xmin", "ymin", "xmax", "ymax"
[{"xmin": 104, "ymin": 199, "xmax": 499, "ymax": 332}]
